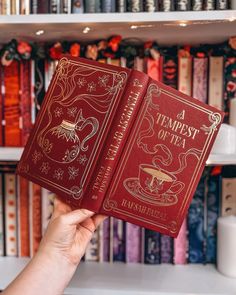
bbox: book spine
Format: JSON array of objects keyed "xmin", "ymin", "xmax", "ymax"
[
  {"xmin": 4, "ymin": 173, "xmax": 17, "ymax": 256},
  {"xmin": 146, "ymin": 57, "xmax": 162, "ymax": 82},
  {"xmin": 82, "ymin": 70, "xmax": 150, "ymax": 212},
  {"xmin": 224, "ymin": 57, "xmax": 236, "ymax": 123},
  {"xmin": 144, "ymin": 0, "xmax": 159, "ymax": 12},
  {"xmin": 208, "ymin": 56, "xmax": 224, "ymax": 110},
  {"xmin": 221, "ymin": 177, "xmax": 236, "ymax": 216},
  {"xmin": 160, "ymin": 235, "xmax": 173, "ymax": 263},
  {"xmin": 162, "ymin": 55, "xmax": 178, "ymax": 89},
  {"xmin": 144, "ymin": 229, "xmax": 160, "ymax": 264},
  {"xmin": 101, "ymin": 0, "xmax": 116, "ymax": 12},
  {"xmin": 113, "ymin": 218, "xmax": 125, "ymax": 262},
  {"xmin": 116, "ymin": 0, "xmax": 126, "ymax": 12},
  {"xmin": 232, "ymin": 0, "xmax": 236, "ymax": 9},
  {"xmin": 178, "ymin": 56, "xmax": 192, "ymax": 96},
  {"xmin": 188, "ymin": 173, "xmax": 205, "ymax": 263},
  {"xmin": 85, "ymin": 231, "xmax": 99, "ymax": 261},
  {"xmin": 4, "ymin": 61, "xmax": 21, "ymax": 146},
  {"xmin": 50, "ymin": 0, "xmax": 59, "ymax": 13},
  {"xmin": 102, "ymin": 217, "xmax": 110, "ymax": 262},
  {"xmin": 37, "ymin": 0, "xmax": 49, "ymax": 13},
  {"xmin": 0, "ymin": 65, "xmax": 3, "ymax": 146},
  {"xmin": 176, "ymin": 0, "xmax": 191, "ymax": 10},
  {"xmin": 204, "ymin": 0, "xmax": 215, "ymax": 10},
  {"xmin": 11, "ymin": 0, "xmax": 17, "ymax": 14},
  {"xmin": 31, "ymin": 60, "xmax": 36, "ymax": 124},
  {"xmin": 109, "ymin": 217, "xmax": 114, "ymax": 262},
  {"xmin": 206, "ymin": 172, "xmax": 220, "ymax": 263},
  {"xmin": 192, "ymin": 0, "xmax": 203, "ymax": 10},
  {"xmin": 0, "ymin": 174, "xmax": 3, "ymax": 256},
  {"xmin": 41, "ymin": 189, "xmax": 55, "ymax": 235},
  {"xmin": 31, "ymin": 0, "xmax": 37, "ymax": 13},
  {"xmin": 72, "ymin": 0, "xmax": 84, "ymax": 13},
  {"xmin": 173, "ymin": 219, "xmax": 188, "ymax": 264},
  {"xmin": 192, "ymin": 57, "xmax": 208, "ymax": 103},
  {"xmin": 160, "ymin": 0, "xmax": 175, "ymax": 11},
  {"xmin": 126, "ymin": 223, "xmax": 141, "ymax": 263},
  {"xmin": 62, "ymin": 0, "xmax": 69, "ymax": 13},
  {"xmin": 29, "ymin": 183, "xmax": 42, "ymax": 257},
  {"xmin": 20, "ymin": 60, "xmax": 32, "ymax": 146},
  {"xmin": 18, "ymin": 176, "xmax": 30, "ymax": 257},
  {"xmin": 127, "ymin": 0, "xmax": 143, "ymax": 12},
  {"xmin": 216, "ymin": 0, "xmax": 229, "ymax": 9},
  {"xmin": 84, "ymin": 0, "xmax": 96, "ymax": 12}
]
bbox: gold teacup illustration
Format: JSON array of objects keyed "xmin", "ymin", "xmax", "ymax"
[{"xmin": 138, "ymin": 164, "xmax": 184, "ymax": 197}]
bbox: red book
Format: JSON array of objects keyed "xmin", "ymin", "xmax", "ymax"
[{"xmin": 17, "ymin": 56, "xmax": 224, "ymax": 237}]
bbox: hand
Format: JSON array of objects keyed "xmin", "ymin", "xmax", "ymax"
[{"xmin": 39, "ymin": 197, "xmax": 107, "ymax": 267}]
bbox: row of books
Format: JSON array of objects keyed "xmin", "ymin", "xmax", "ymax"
[
  {"xmin": 0, "ymin": 0, "xmax": 233, "ymax": 15},
  {"xmin": 0, "ymin": 49, "xmax": 235, "ymax": 147},
  {"xmin": 0, "ymin": 166, "xmax": 232, "ymax": 264}
]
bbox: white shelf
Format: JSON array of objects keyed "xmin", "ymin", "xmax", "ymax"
[
  {"xmin": 0, "ymin": 258, "xmax": 236, "ymax": 295},
  {"xmin": 0, "ymin": 11, "xmax": 235, "ymax": 45},
  {"xmin": 206, "ymin": 153, "xmax": 236, "ymax": 166},
  {"xmin": 0, "ymin": 147, "xmax": 23, "ymax": 161}
]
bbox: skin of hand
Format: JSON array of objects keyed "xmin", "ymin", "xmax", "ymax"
[{"xmin": 3, "ymin": 198, "xmax": 107, "ymax": 295}]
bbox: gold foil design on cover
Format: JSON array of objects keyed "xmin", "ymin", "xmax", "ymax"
[
  {"xmin": 103, "ymin": 83, "xmax": 222, "ymax": 235},
  {"xmin": 20, "ymin": 57, "xmax": 128, "ymax": 201}
]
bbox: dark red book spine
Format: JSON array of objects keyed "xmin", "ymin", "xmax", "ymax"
[
  {"xmin": 4, "ymin": 61, "xmax": 21, "ymax": 146},
  {"xmin": 20, "ymin": 60, "xmax": 32, "ymax": 146},
  {"xmin": 82, "ymin": 70, "xmax": 150, "ymax": 212}
]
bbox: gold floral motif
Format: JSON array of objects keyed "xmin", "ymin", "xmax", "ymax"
[
  {"xmin": 32, "ymin": 150, "xmax": 43, "ymax": 164},
  {"xmin": 40, "ymin": 162, "xmax": 50, "ymax": 174},
  {"xmin": 53, "ymin": 168, "xmax": 64, "ymax": 180},
  {"xmin": 200, "ymin": 112, "xmax": 222, "ymax": 134},
  {"xmin": 68, "ymin": 166, "xmax": 79, "ymax": 180}
]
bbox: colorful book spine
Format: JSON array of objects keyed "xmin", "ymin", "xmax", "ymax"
[
  {"xmin": 116, "ymin": 0, "xmax": 126, "ymax": 12},
  {"xmin": 208, "ymin": 56, "xmax": 224, "ymax": 111},
  {"xmin": 72, "ymin": 0, "xmax": 84, "ymax": 13},
  {"xmin": 177, "ymin": 0, "xmax": 191, "ymax": 10},
  {"xmin": 50, "ymin": 0, "xmax": 60, "ymax": 13},
  {"xmin": 102, "ymin": 217, "xmax": 110, "ymax": 262},
  {"xmin": 144, "ymin": 0, "xmax": 159, "ymax": 11},
  {"xmin": 37, "ymin": 0, "xmax": 49, "ymax": 13},
  {"xmin": 178, "ymin": 56, "xmax": 192, "ymax": 96},
  {"xmin": 160, "ymin": 235, "xmax": 173, "ymax": 263},
  {"xmin": 0, "ymin": 64, "xmax": 3, "ymax": 146},
  {"xmin": 85, "ymin": 230, "xmax": 99, "ymax": 261},
  {"xmin": 127, "ymin": 0, "xmax": 143, "ymax": 12},
  {"xmin": 146, "ymin": 57, "xmax": 162, "ymax": 82},
  {"xmin": 20, "ymin": 60, "xmax": 32, "ymax": 146},
  {"xmin": 17, "ymin": 176, "xmax": 30, "ymax": 257},
  {"xmin": 192, "ymin": 57, "xmax": 208, "ymax": 103},
  {"xmin": 126, "ymin": 223, "xmax": 141, "ymax": 263},
  {"xmin": 20, "ymin": 0, "xmax": 30, "ymax": 14},
  {"xmin": 0, "ymin": 174, "xmax": 3, "ymax": 256},
  {"xmin": 4, "ymin": 173, "xmax": 17, "ymax": 256},
  {"xmin": 101, "ymin": 0, "xmax": 116, "ymax": 12},
  {"xmin": 113, "ymin": 219, "xmax": 125, "ymax": 262},
  {"xmin": 41, "ymin": 188, "xmax": 55, "ymax": 235},
  {"xmin": 216, "ymin": 0, "xmax": 229, "ymax": 9},
  {"xmin": 31, "ymin": 0, "xmax": 37, "ymax": 13},
  {"xmin": 29, "ymin": 182, "xmax": 42, "ymax": 257},
  {"xmin": 61, "ymin": 0, "xmax": 69, "ymax": 13},
  {"xmin": 82, "ymin": 70, "xmax": 149, "ymax": 212},
  {"xmin": 160, "ymin": 0, "xmax": 175, "ymax": 11},
  {"xmin": 84, "ymin": 0, "xmax": 101, "ymax": 12},
  {"xmin": 144, "ymin": 229, "xmax": 160, "ymax": 264},
  {"xmin": 4, "ymin": 61, "xmax": 21, "ymax": 146},
  {"xmin": 173, "ymin": 219, "xmax": 188, "ymax": 264},
  {"xmin": 31, "ymin": 60, "xmax": 36, "ymax": 124},
  {"xmin": 192, "ymin": 0, "xmax": 203, "ymax": 10},
  {"xmin": 188, "ymin": 173, "xmax": 205, "ymax": 263},
  {"xmin": 204, "ymin": 0, "xmax": 215, "ymax": 10},
  {"xmin": 206, "ymin": 171, "xmax": 221, "ymax": 263},
  {"xmin": 224, "ymin": 57, "xmax": 236, "ymax": 122},
  {"xmin": 163, "ymin": 55, "xmax": 178, "ymax": 89}
]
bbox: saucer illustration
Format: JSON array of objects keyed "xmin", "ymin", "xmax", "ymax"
[{"xmin": 123, "ymin": 178, "xmax": 178, "ymax": 206}]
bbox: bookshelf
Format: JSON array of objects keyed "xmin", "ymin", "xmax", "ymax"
[
  {"xmin": 1, "ymin": 258, "xmax": 236, "ymax": 295},
  {"xmin": 0, "ymin": 11, "xmax": 236, "ymax": 294}
]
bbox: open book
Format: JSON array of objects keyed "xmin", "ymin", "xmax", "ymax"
[{"xmin": 17, "ymin": 56, "xmax": 224, "ymax": 237}]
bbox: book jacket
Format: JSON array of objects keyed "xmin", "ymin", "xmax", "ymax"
[{"xmin": 17, "ymin": 56, "xmax": 224, "ymax": 237}]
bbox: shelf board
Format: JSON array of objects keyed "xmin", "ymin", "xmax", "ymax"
[
  {"xmin": 0, "ymin": 147, "xmax": 23, "ymax": 161},
  {"xmin": 1, "ymin": 258, "xmax": 236, "ymax": 294},
  {"xmin": 0, "ymin": 11, "xmax": 235, "ymax": 44}
]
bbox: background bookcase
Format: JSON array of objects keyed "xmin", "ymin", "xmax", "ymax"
[{"xmin": 1, "ymin": 11, "xmax": 236, "ymax": 294}]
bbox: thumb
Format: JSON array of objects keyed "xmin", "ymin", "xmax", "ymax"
[{"xmin": 61, "ymin": 208, "xmax": 95, "ymax": 225}]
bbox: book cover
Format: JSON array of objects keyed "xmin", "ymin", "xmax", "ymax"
[{"xmin": 18, "ymin": 56, "xmax": 224, "ymax": 238}]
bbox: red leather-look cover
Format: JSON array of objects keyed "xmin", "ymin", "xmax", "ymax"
[
  {"xmin": 17, "ymin": 56, "xmax": 131, "ymax": 209},
  {"xmin": 100, "ymin": 80, "xmax": 224, "ymax": 237}
]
